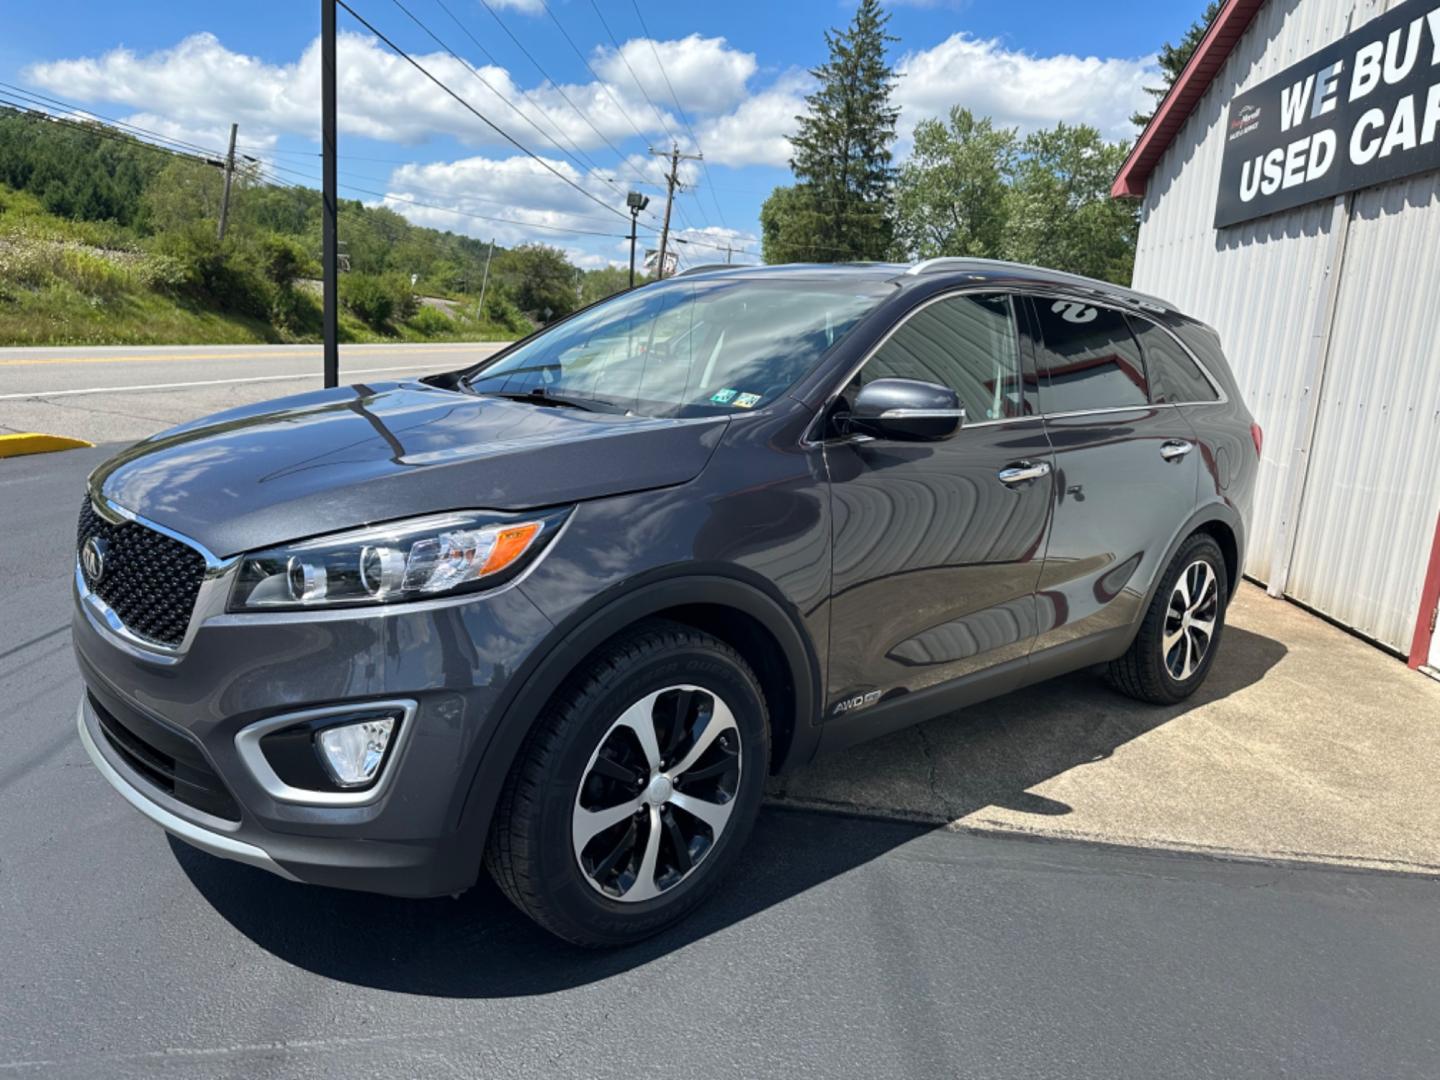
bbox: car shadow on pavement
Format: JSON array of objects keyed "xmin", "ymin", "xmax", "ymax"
[{"xmin": 174, "ymin": 624, "xmax": 1286, "ymax": 997}]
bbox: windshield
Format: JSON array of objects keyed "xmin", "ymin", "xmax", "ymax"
[{"xmin": 463, "ymin": 277, "xmax": 892, "ymax": 418}]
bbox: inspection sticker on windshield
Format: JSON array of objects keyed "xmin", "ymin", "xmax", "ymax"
[
  {"xmin": 732, "ymin": 393, "xmax": 762, "ymax": 409},
  {"xmin": 710, "ymin": 388, "xmax": 738, "ymax": 404}
]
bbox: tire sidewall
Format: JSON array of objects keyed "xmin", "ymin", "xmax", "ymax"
[{"xmin": 530, "ymin": 637, "xmax": 769, "ymax": 943}]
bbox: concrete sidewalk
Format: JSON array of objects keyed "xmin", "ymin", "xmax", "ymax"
[{"xmin": 771, "ymin": 584, "xmax": 1440, "ymax": 875}]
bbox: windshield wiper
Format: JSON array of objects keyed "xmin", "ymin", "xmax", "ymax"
[{"xmin": 477, "ymin": 388, "xmax": 598, "ymax": 412}]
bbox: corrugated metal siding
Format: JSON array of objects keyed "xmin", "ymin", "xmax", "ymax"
[
  {"xmin": 1286, "ymin": 172, "xmax": 1440, "ymax": 647},
  {"xmin": 1131, "ymin": 0, "xmax": 1438, "ymax": 651}
]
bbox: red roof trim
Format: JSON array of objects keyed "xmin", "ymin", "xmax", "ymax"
[{"xmin": 1111, "ymin": 0, "xmax": 1268, "ymax": 199}]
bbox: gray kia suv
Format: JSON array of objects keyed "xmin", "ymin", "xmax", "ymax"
[{"xmin": 73, "ymin": 259, "xmax": 1259, "ymax": 945}]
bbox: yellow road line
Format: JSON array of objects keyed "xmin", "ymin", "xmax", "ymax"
[
  {"xmin": 0, "ymin": 350, "xmax": 308, "ymax": 367},
  {"xmin": 0, "ymin": 432, "xmax": 94, "ymax": 457},
  {"xmin": 0, "ymin": 345, "xmax": 484, "ymax": 368}
]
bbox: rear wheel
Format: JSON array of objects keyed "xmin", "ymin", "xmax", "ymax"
[
  {"xmin": 1108, "ymin": 533, "xmax": 1228, "ymax": 704},
  {"xmin": 485, "ymin": 621, "xmax": 769, "ymax": 947}
]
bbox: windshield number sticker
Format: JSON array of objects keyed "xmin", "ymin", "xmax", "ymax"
[
  {"xmin": 732, "ymin": 393, "xmax": 762, "ymax": 409},
  {"xmin": 710, "ymin": 388, "xmax": 738, "ymax": 404}
]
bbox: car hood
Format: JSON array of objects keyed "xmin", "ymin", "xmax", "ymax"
[{"xmin": 90, "ymin": 381, "xmax": 728, "ymax": 556}]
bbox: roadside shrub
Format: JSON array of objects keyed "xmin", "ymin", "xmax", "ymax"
[
  {"xmin": 0, "ymin": 236, "xmax": 62, "ymax": 292},
  {"xmin": 147, "ymin": 225, "xmax": 270, "ymax": 319},
  {"xmin": 481, "ymin": 290, "xmax": 531, "ymax": 335},
  {"xmin": 383, "ymin": 272, "xmax": 419, "ymax": 321},
  {"xmin": 135, "ymin": 253, "xmax": 189, "ymax": 292},
  {"xmin": 59, "ymin": 249, "xmax": 130, "ymax": 301},
  {"xmin": 408, "ymin": 304, "xmax": 455, "ymax": 336},
  {"xmin": 340, "ymin": 272, "xmax": 395, "ymax": 328},
  {"xmin": 257, "ymin": 233, "xmax": 314, "ymax": 290}
]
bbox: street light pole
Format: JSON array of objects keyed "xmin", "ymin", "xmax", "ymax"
[
  {"xmin": 321, "ymin": 0, "xmax": 339, "ymax": 389},
  {"xmin": 626, "ymin": 191, "xmax": 649, "ymax": 288}
]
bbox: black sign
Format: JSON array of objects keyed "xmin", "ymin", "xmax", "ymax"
[{"xmin": 1215, "ymin": 0, "xmax": 1440, "ymax": 228}]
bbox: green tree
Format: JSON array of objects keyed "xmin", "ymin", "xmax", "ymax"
[
  {"xmin": 580, "ymin": 266, "xmax": 639, "ymax": 306},
  {"xmin": 760, "ymin": 185, "xmax": 818, "ymax": 265},
  {"xmin": 1132, "ymin": 1, "xmax": 1222, "ymax": 130},
  {"xmin": 495, "ymin": 243, "xmax": 579, "ymax": 321},
  {"xmin": 769, "ymin": 0, "xmax": 899, "ymax": 263},
  {"xmin": 892, "ymin": 108, "xmax": 1017, "ymax": 260},
  {"xmin": 1004, "ymin": 123, "xmax": 1138, "ymax": 285}
]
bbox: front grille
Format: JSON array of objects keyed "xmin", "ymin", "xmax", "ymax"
[
  {"xmin": 91, "ymin": 693, "xmax": 241, "ymax": 821},
  {"xmin": 78, "ymin": 498, "xmax": 206, "ymax": 648}
]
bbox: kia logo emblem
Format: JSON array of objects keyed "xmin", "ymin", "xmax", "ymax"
[{"xmin": 82, "ymin": 537, "xmax": 109, "ymax": 584}]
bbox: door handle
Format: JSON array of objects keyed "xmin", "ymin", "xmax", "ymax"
[
  {"xmin": 998, "ymin": 461, "xmax": 1052, "ymax": 485},
  {"xmin": 1160, "ymin": 439, "xmax": 1195, "ymax": 461}
]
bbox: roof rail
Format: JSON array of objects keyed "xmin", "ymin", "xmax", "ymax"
[
  {"xmin": 673, "ymin": 263, "xmax": 737, "ymax": 277},
  {"xmin": 903, "ymin": 257, "xmax": 1176, "ymax": 314}
]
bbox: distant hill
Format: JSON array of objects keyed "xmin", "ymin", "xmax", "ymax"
[{"xmin": 0, "ymin": 106, "xmax": 634, "ymax": 347}]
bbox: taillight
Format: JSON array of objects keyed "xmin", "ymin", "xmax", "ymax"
[{"xmin": 1250, "ymin": 423, "xmax": 1263, "ymax": 456}]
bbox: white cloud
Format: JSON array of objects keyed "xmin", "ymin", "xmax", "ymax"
[
  {"xmin": 594, "ymin": 34, "xmax": 756, "ymax": 118},
  {"xmin": 486, "ymin": 0, "xmax": 545, "ymax": 11},
  {"xmin": 895, "ymin": 34, "xmax": 1156, "ymax": 144},
  {"xmin": 696, "ymin": 73, "xmax": 809, "ymax": 169}
]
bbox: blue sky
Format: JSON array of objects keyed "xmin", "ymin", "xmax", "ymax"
[{"xmin": 2, "ymin": 1, "xmax": 1195, "ymax": 268}]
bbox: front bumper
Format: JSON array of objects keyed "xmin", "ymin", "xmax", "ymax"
[
  {"xmin": 77, "ymin": 699, "xmax": 298, "ymax": 881},
  {"xmin": 73, "ymin": 563, "xmax": 556, "ymax": 898}
]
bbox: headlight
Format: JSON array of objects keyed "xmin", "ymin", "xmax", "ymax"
[{"xmin": 228, "ymin": 509, "xmax": 568, "ymax": 611}]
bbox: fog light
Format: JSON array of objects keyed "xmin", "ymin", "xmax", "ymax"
[{"xmin": 316, "ymin": 716, "xmax": 395, "ymax": 788}]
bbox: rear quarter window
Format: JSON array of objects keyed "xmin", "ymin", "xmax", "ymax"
[{"xmin": 1129, "ymin": 318, "xmax": 1220, "ymax": 404}]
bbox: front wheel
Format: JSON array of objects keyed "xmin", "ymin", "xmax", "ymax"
[
  {"xmin": 485, "ymin": 621, "xmax": 769, "ymax": 947},
  {"xmin": 1108, "ymin": 533, "xmax": 1229, "ymax": 705}
]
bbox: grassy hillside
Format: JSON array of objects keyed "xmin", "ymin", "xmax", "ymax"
[
  {"xmin": 0, "ymin": 184, "xmax": 524, "ymax": 347},
  {"xmin": 0, "ymin": 107, "xmax": 645, "ymax": 348}
]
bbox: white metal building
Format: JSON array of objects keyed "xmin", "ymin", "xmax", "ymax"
[{"xmin": 1113, "ymin": 0, "xmax": 1440, "ymax": 674}]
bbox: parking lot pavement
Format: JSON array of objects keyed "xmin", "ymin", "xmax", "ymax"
[
  {"xmin": 4, "ymin": 447, "xmax": 1440, "ymax": 1079},
  {"xmin": 775, "ymin": 584, "xmax": 1440, "ymax": 875}
]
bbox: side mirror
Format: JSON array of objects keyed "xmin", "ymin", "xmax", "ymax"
[{"xmin": 849, "ymin": 378, "xmax": 965, "ymax": 441}]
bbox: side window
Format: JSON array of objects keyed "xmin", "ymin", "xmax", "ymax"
[
  {"xmin": 862, "ymin": 293, "xmax": 1027, "ymax": 421},
  {"xmin": 1128, "ymin": 317, "xmax": 1220, "ymax": 404},
  {"xmin": 1030, "ymin": 299, "xmax": 1149, "ymax": 412}
]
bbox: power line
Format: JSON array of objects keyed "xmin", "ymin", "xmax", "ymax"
[
  {"xmin": 627, "ymin": 0, "xmax": 730, "ymax": 231},
  {"xmin": 473, "ymin": 0, "xmax": 660, "ymax": 208},
  {"xmin": 431, "ymin": 0, "xmax": 611, "ymax": 185},
  {"xmin": 256, "ymin": 158, "xmax": 630, "ymax": 239},
  {"xmin": 587, "ymin": 0, "xmax": 678, "ymax": 149},
  {"xmin": 385, "ymin": 0, "xmax": 606, "ymax": 191},
  {"xmin": 335, "ymin": 0, "xmax": 628, "ymax": 222},
  {"xmin": 538, "ymin": 0, "xmax": 654, "ymax": 150}
]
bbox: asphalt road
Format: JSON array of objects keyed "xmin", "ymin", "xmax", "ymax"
[
  {"xmin": 4, "ymin": 447, "xmax": 1439, "ymax": 1079},
  {"xmin": 0, "ymin": 342, "xmax": 507, "ymax": 445}
]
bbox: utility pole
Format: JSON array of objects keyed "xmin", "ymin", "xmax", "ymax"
[
  {"xmin": 216, "ymin": 123, "xmax": 238, "ymax": 243},
  {"xmin": 321, "ymin": 0, "xmax": 339, "ymax": 389},
  {"xmin": 476, "ymin": 237, "xmax": 495, "ymax": 321},
  {"xmin": 649, "ymin": 145, "xmax": 701, "ymax": 280}
]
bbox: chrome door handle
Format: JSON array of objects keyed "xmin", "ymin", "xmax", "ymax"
[
  {"xmin": 998, "ymin": 461, "xmax": 1052, "ymax": 485},
  {"xmin": 1160, "ymin": 439, "xmax": 1195, "ymax": 461}
]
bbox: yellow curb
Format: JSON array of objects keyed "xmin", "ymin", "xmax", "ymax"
[{"xmin": 0, "ymin": 432, "xmax": 95, "ymax": 458}]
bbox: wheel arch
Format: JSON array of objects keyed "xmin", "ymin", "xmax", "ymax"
[{"xmin": 452, "ymin": 567, "xmax": 823, "ymax": 860}]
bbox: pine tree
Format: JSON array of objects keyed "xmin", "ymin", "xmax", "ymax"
[
  {"xmin": 1132, "ymin": 1, "xmax": 1222, "ymax": 131},
  {"xmin": 772, "ymin": 0, "xmax": 899, "ymax": 262}
]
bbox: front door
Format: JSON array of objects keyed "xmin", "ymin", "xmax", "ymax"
[
  {"xmin": 1023, "ymin": 296, "xmax": 1201, "ymax": 653},
  {"xmin": 824, "ymin": 292, "xmax": 1053, "ymax": 717}
]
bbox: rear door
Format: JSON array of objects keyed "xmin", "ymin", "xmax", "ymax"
[
  {"xmin": 1024, "ymin": 296, "xmax": 1200, "ymax": 653},
  {"xmin": 825, "ymin": 291, "xmax": 1054, "ymax": 713}
]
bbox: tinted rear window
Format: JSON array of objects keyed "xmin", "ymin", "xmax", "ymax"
[
  {"xmin": 1030, "ymin": 299, "xmax": 1149, "ymax": 412},
  {"xmin": 1129, "ymin": 317, "xmax": 1219, "ymax": 403}
]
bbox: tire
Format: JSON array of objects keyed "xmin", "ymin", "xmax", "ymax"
[
  {"xmin": 485, "ymin": 620, "xmax": 770, "ymax": 947},
  {"xmin": 1108, "ymin": 533, "xmax": 1229, "ymax": 705}
]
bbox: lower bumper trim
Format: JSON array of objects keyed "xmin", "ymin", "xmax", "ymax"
[{"xmin": 76, "ymin": 699, "xmax": 299, "ymax": 882}]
